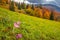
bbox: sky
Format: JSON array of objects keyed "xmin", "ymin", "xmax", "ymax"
[{"xmin": 14, "ymin": 0, "xmax": 60, "ymax": 6}]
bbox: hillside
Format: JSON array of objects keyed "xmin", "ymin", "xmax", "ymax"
[
  {"xmin": 0, "ymin": 7, "xmax": 60, "ymax": 40},
  {"xmin": 0, "ymin": 0, "xmax": 60, "ymax": 21}
]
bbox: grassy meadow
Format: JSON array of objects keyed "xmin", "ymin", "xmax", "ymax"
[{"xmin": 0, "ymin": 7, "xmax": 60, "ymax": 40}]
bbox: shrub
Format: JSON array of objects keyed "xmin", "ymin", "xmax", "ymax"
[{"xmin": 25, "ymin": 9, "xmax": 35, "ymax": 16}]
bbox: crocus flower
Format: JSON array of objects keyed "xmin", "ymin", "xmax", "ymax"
[
  {"xmin": 16, "ymin": 34, "xmax": 22, "ymax": 39},
  {"xmin": 17, "ymin": 21, "xmax": 21, "ymax": 25},
  {"xmin": 14, "ymin": 21, "xmax": 21, "ymax": 28}
]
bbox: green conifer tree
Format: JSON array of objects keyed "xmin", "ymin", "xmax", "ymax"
[
  {"xmin": 9, "ymin": 0, "xmax": 15, "ymax": 11},
  {"xmin": 18, "ymin": 2, "xmax": 21, "ymax": 10},
  {"xmin": 50, "ymin": 11, "xmax": 54, "ymax": 20}
]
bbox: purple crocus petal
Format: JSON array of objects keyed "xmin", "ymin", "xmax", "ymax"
[
  {"xmin": 16, "ymin": 35, "xmax": 19, "ymax": 39},
  {"xmin": 14, "ymin": 22, "xmax": 19, "ymax": 28},
  {"xmin": 17, "ymin": 21, "xmax": 21, "ymax": 25},
  {"xmin": 16, "ymin": 34, "xmax": 22, "ymax": 39}
]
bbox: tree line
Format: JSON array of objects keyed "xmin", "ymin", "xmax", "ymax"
[{"xmin": 0, "ymin": 0, "xmax": 54, "ymax": 20}]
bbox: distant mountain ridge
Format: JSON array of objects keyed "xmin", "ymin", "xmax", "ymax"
[
  {"xmin": 22, "ymin": 0, "xmax": 60, "ymax": 12},
  {"xmin": 34, "ymin": 4, "xmax": 60, "ymax": 12},
  {"xmin": 41, "ymin": 4, "xmax": 60, "ymax": 12}
]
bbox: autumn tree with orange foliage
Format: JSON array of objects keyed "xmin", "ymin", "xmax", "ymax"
[
  {"xmin": 0, "ymin": 0, "xmax": 2, "ymax": 3},
  {"xmin": 0, "ymin": 0, "xmax": 8, "ymax": 4}
]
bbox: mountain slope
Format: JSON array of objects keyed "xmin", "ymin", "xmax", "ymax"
[
  {"xmin": 0, "ymin": 7, "xmax": 60, "ymax": 40},
  {"xmin": 42, "ymin": 4, "xmax": 60, "ymax": 12}
]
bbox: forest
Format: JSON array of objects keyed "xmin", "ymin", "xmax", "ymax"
[{"xmin": 0, "ymin": 0, "xmax": 60, "ymax": 21}]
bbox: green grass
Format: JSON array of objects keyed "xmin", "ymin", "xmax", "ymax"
[{"xmin": 0, "ymin": 7, "xmax": 60, "ymax": 40}]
